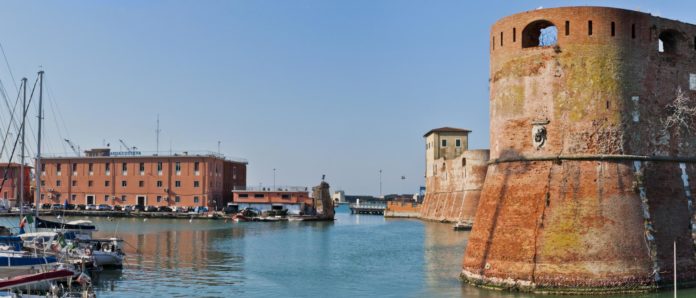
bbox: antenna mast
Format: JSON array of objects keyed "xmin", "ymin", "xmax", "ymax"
[
  {"xmin": 156, "ymin": 114, "xmax": 161, "ymax": 154},
  {"xmin": 34, "ymin": 70, "xmax": 44, "ymax": 217}
]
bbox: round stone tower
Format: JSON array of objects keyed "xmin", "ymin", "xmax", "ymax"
[{"xmin": 462, "ymin": 6, "xmax": 696, "ymax": 293}]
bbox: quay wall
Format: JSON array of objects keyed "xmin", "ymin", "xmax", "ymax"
[
  {"xmin": 384, "ymin": 201, "xmax": 421, "ymax": 218},
  {"xmin": 463, "ymin": 6, "xmax": 696, "ymax": 293},
  {"xmin": 419, "ymin": 149, "xmax": 489, "ymax": 224}
]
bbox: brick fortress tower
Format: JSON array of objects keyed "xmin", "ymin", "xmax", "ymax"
[{"xmin": 463, "ymin": 6, "xmax": 696, "ymax": 293}]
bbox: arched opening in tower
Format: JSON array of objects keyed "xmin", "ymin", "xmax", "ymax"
[
  {"xmin": 522, "ymin": 20, "xmax": 557, "ymax": 48},
  {"xmin": 658, "ymin": 30, "xmax": 682, "ymax": 54}
]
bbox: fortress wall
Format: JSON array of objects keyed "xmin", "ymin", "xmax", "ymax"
[{"xmin": 420, "ymin": 150, "xmax": 489, "ymax": 224}]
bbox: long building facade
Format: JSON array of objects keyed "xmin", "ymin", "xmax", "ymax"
[{"xmin": 39, "ymin": 149, "xmax": 247, "ymax": 210}]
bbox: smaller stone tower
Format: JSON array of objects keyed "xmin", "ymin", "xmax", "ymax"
[{"xmin": 420, "ymin": 127, "xmax": 490, "ymax": 224}]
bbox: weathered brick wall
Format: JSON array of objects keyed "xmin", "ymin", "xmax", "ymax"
[
  {"xmin": 463, "ymin": 6, "xmax": 696, "ymax": 293},
  {"xmin": 420, "ymin": 149, "xmax": 489, "ymax": 224}
]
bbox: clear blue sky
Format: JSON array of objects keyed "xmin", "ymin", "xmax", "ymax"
[{"xmin": 0, "ymin": 1, "xmax": 692, "ymax": 195}]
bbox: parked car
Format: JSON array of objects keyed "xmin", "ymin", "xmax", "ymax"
[
  {"xmin": 157, "ymin": 206, "xmax": 173, "ymax": 212},
  {"xmin": 50, "ymin": 204, "xmax": 64, "ymax": 210},
  {"xmin": 85, "ymin": 204, "xmax": 97, "ymax": 210},
  {"xmin": 133, "ymin": 205, "xmax": 146, "ymax": 212},
  {"xmin": 145, "ymin": 206, "xmax": 158, "ymax": 212},
  {"xmin": 97, "ymin": 204, "xmax": 111, "ymax": 211},
  {"xmin": 76, "ymin": 204, "xmax": 86, "ymax": 210},
  {"xmin": 113, "ymin": 205, "xmax": 123, "ymax": 211},
  {"xmin": 173, "ymin": 206, "xmax": 190, "ymax": 213},
  {"xmin": 41, "ymin": 204, "xmax": 51, "ymax": 210},
  {"xmin": 123, "ymin": 205, "xmax": 134, "ymax": 212},
  {"xmin": 64, "ymin": 204, "xmax": 76, "ymax": 210},
  {"xmin": 223, "ymin": 205, "xmax": 239, "ymax": 214}
]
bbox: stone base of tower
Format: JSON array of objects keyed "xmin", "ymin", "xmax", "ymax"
[
  {"xmin": 461, "ymin": 159, "xmax": 696, "ymax": 294},
  {"xmin": 419, "ymin": 190, "xmax": 482, "ymax": 224},
  {"xmin": 420, "ymin": 149, "xmax": 489, "ymax": 224}
]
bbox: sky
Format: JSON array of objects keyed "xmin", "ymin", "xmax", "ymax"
[{"xmin": 0, "ymin": 0, "xmax": 693, "ymax": 195}]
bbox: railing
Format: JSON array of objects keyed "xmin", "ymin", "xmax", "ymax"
[
  {"xmin": 349, "ymin": 202, "xmax": 386, "ymax": 209},
  {"xmin": 232, "ymin": 186, "xmax": 309, "ymax": 192}
]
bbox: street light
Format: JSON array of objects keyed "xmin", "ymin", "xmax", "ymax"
[
  {"xmin": 379, "ymin": 169, "xmax": 382, "ymax": 198},
  {"xmin": 273, "ymin": 168, "xmax": 277, "ymax": 190}
]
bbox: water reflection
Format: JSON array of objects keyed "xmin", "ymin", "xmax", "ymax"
[{"xmin": 52, "ymin": 211, "xmax": 696, "ymax": 298}]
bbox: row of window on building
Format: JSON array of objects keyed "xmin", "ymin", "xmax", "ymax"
[
  {"xmin": 42, "ymin": 161, "xmax": 227, "ymax": 177},
  {"xmin": 238, "ymin": 193, "xmax": 295, "ymax": 199},
  {"xmin": 426, "ymin": 139, "xmax": 463, "ymax": 149},
  {"xmin": 41, "ymin": 193, "xmax": 201, "ymax": 204},
  {"xmin": 40, "ymin": 179, "xmax": 223, "ymax": 188}
]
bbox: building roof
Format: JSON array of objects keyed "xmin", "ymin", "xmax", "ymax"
[
  {"xmin": 423, "ymin": 127, "xmax": 471, "ymax": 137},
  {"xmin": 40, "ymin": 154, "xmax": 248, "ymax": 164},
  {"xmin": 0, "ymin": 163, "xmax": 30, "ymax": 168}
]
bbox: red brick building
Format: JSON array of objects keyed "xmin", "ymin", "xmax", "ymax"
[
  {"xmin": 0, "ymin": 163, "xmax": 32, "ymax": 207},
  {"xmin": 39, "ymin": 149, "xmax": 246, "ymax": 210},
  {"xmin": 231, "ymin": 187, "xmax": 312, "ymax": 215}
]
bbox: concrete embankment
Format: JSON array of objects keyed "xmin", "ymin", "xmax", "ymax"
[{"xmin": 0, "ymin": 210, "xmax": 222, "ymax": 219}]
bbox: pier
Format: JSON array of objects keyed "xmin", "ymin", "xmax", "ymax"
[{"xmin": 349, "ymin": 202, "xmax": 386, "ymax": 215}]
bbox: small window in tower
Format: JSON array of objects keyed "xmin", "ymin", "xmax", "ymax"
[
  {"xmin": 565, "ymin": 21, "xmax": 569, "ymax": 36},
  {"xmin": 588, "ymin": 20, "xmax": 593, "ymax": 36},
  {"xmin": 441, "ymin": 140, "xmax": 447, "ymax": 147},
  {"xmin": 522, "ymin": 20, "xmax": 557, "ymax": 48},
  {"xmin": 632, "ymin": 24, "xmax": 636, "ymax": 39},
  {"xmin": 500, "ymin": 32, "xmax": 503, "ymax": 46},
  {"xmin": 611, "ymin": 22, "xmax": 615, "ymax": 36},
  {"xmin": 513, "ymin": 27, "xmax": 516, "ymax": 42},
  {"xmin": 455, "ymin": 139, "xmax": 461, "ymax": 147}
]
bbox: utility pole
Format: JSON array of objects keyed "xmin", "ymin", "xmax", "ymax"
[
  {"xmin": 217, "ymin": 141, "xmax": 221, "ymax": 156},
  {"xmin": 156, "ymin": 114, "xmax": 161, "ymax": 155},
  {"xmin": 379, "ymin": 169, "xmax": 382, "ymax": 198},
  {"xmin": 19, "ymin": 78, "xmax": 26, "ymax": 217},
  {"xmin": 35, "ymin": 71, "xmax": 44, "ymax": 217},
  {"xmin": 273, "ymin": 168, "xmax": 276, "ymax": 190}
]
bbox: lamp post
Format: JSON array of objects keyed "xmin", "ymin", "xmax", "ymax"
[
  {"xmin": 379, "ymin": 169, "xmax": 382, "ymax": 198},
  {"xmin": 273, "ymin": 168, "xmax": 277, "ymax": 190}
]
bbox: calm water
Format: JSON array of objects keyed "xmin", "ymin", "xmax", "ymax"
[{"xmin": 40, "ymin": 206, "xmax": 695, "ymax": 297}]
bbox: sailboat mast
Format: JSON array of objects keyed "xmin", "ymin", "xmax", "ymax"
[
  {"xmin": 19, "ymin": 77, "xmax": 26, "ymax": 219},
  {"xmin": 34, "ymin": 71, "xmax": 44, "ymax": 217}
]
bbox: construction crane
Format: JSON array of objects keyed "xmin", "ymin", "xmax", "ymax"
[
  {"xmin": 64, "ymin": 139, "xmax": 80, "ymax": 157},
  {"xmin": 118, "ymin": 139, "xmax": 137, "ymax": 152}
]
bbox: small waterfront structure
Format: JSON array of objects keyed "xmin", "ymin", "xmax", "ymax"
[
  {"xmin": 231, "ymin": 187, "xmax": 312, "ymax": 215},
  {"xmin": 38, "ymin": 148, "xmax": 247, "ymax": 210},
  {"xmin": 419, "ymin": 127, "xmax": 489, "ymax": 224},
  {"xmin": 312, "ymin": 181, "xmax": 334, "ymax": 219}
]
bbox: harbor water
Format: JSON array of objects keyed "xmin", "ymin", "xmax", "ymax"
[{"xmin": 45, "ymin": 205, "xmax": 695, "ymax": 297}]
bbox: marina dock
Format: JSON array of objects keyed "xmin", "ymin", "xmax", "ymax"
[{"xmin": 349, "ymin": 202, "xmax": 386, "ymax": 215}]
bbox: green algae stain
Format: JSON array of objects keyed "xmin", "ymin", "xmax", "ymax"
[
  {"xmin": 554, "ymin": 45, "xmax": 623, "ymax": 122},
  {"xmin": 540, "ymin": 199, "xmax": 583, "ymax": 258}
]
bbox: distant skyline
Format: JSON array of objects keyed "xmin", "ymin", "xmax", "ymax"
[{"xmin": 0, "ymin": 0, "xmax": 693, "ymax": 195}]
